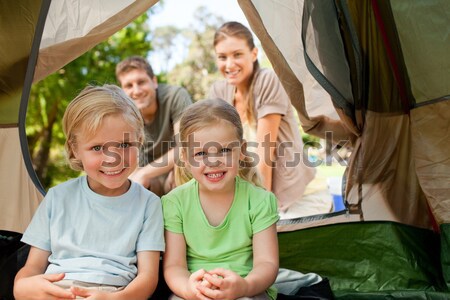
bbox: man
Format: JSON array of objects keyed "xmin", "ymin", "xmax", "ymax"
[{"xmin": 116, "ymin": 56, "xmax": 192, "ymax": 196}]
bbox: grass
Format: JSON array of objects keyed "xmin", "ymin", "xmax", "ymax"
[{"xmin": 316, "ymin": 163, "xmax": 346, "ymax": 179}]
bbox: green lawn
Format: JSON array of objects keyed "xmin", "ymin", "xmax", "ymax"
[{"xmin": 316, "ymin": 163, "xmax": 346, "ymax": 178}]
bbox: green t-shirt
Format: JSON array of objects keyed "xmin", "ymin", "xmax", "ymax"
[{"xmin": 162, "ymin": 176, "xmax": 279, "ymax": 299}]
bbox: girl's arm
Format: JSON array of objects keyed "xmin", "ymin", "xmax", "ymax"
[
  {"xmin": 244, "ymin": 223, "xmax": 279, "ymax": 294},
  {"xmin": 71, "ymin": 251, "xmax": 160, "ymax": 300},
  {"xmin": 14, "ymin": 246, "xmax": 75, "ymax": 300},
  {"xmin": 163, "ymin": 230, "xmax": 209, "ymax": 300},
  {"xmin": 256, "ymin": 114, "xmax": 282, "ymax": 191},
  {"xmin": 201, "ymin": 224, "xmax": 279, "ymax": 298}
]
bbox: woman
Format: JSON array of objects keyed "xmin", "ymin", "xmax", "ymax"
[{"xmin": 209, "ymin": 21, "xmax": 316, "ymax": 212}]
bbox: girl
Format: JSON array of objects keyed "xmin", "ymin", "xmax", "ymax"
[
  {"xmin": 14, "ymin": 85, "xmax": 165, "ymax": 300},
  {"xmin": 162, "ymin": 99, "xmax": 279, "ymax": 300},
  {"xmin": 209, "ymin": 21, "xmax": 316, "ymax": 212}
]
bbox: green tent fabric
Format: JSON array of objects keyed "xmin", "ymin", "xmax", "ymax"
[
  {"xmin": 279, "ymin": 222, "xmax": 446, "ymax": 298},
  {"xmin": 240, "ymin": 0, "xmax": 449, "ymax": 298}
]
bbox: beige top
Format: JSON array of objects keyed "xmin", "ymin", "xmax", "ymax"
[{"xmin": 209, "ymin": 68, "xmax": 316, "ymax": 211}]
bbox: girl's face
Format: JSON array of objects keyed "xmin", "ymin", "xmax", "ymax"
[
  {"xmin": 73, "ymin": 114, "xmax": 140, "ymax": 196},
  {"xmin": 215, "ymin": 36, "xmax": 258, "ymax": 89},
  {"xmin": 183, "ymin": 122, "xmax": 244, "ymax": 194}
]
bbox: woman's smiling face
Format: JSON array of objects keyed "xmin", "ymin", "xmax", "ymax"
[{"xmin": 215, "ymin": 36, "xmax": 258, "ymax": 89}]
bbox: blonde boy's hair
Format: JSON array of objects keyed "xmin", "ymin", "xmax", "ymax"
[
  {"xmin": 175, "ymin": 98, "xmax": 262, "ymax": 187},
  {"xmin": 62, "ymin": 84, "xmax": 144, "ymax": 171}
]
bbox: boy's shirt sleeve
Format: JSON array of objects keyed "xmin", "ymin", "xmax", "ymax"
[
  {"xmin": 136, "ymin": 194, "xmax": 165, "ymax": 252},
  {"xmin": 21, "ymin": 189, "xmax": 53, "ymax": 251}
]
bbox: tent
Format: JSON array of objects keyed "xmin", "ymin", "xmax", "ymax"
[{"xmin": 1, "ymin": 0, "xmax": 449, "ymax": 299}]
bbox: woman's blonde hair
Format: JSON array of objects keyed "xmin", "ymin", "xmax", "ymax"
[
  {"xmin": 62, "ymin": 84, "xmax": 145, "ymax": 171},
  {"xmin": 175, "ymin": 98, "xmax": 262, "ymax": 187},
  {"xmin": 213, "ymin": 21, "xmax": 260, "ymax": 125}
]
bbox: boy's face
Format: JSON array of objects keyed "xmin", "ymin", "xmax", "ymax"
[
  {"xmin": 118, "ymin": 69, "xmax": 158, "ymax": 121},
  {"xmin": 73, "ymin": 114, "xmax": 139, "ymax": 196}
]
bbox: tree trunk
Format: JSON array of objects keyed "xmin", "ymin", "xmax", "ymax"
[{"xmin": 32, "ymin": 101, "xmax": 59, "ymax": 187}]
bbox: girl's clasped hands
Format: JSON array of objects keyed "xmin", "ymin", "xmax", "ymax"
[{"xmin": 190, "ymin": 269, "xmax": 248, "ymax": 300}]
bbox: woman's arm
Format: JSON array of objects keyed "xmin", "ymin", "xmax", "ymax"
[
  {"xmin": 14, "ymin": 246, "xmax": 75, "ymax": 300},
  {"xmin": 256, "ymin": 114, "xmax": 282, "ymax": 190}
]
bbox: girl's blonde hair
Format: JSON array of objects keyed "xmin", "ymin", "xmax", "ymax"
[
  {"xmin": 62, "ymin": 84, "xmax": 145, "ymax": 171},
  {"xmin": 175, "ymin": 98, "xmax": 262, "ymax": 187},
  {"xmin": 213, "ymin": 21, "xmax": 260, "ymax": 125}
]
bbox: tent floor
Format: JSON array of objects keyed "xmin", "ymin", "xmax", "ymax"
[
  {"xmin": 2, "ymin": 222, "xmax": 449, "ymax": 299},
  {"xmin": 278, "ymin": 221, "xmax": 449, "ymax": 298}
]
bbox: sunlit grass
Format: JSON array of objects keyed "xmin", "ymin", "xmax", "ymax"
[{"xmin": 316, "ymin": 163, "xmax": 346, "ymax": 178}]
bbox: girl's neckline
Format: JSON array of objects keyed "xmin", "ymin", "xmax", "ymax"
[{"xmin": 195, "ymin": 178, "xmax": 238, "ymax": 229}]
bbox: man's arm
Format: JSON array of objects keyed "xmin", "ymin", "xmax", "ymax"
[{"xmin": 129, "ymin": 121, "xmax": 181, "ymax": 188}]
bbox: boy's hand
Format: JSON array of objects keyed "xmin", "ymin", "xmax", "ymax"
[
  {"xmin": 70, "ymin": 286, "xmax": 109, "ymax": 300},
  {"xmin": 14, "ymin": 273, "xmax": 75, "ymax": 300},
  {"xmin": 197, "ymin": 268, "xmax": 247, "ymax": 300}
]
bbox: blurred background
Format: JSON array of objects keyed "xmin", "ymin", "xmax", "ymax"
[{"xmin": 26, "ymin": 0, "xmax": 345, "ymax": 190}]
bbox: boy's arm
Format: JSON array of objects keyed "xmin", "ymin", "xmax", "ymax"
[
  {"xmin": 118, "ymin": 250, "xmax": 161, "ymax": 299},
  {"xmin": 14, "ymin": 246, "xmax": 75, "ymax": 300},
  {"xmin": 71, "ymin": 251, "xmax": 160, "ymax": 300}
]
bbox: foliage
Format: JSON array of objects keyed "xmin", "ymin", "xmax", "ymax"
[
  {"xmin": 27, "ymin": 5, "xmax": 319, "ymax": 189},
  {"xmin": 26, "ymin": 14, "xmax": 153, "ymax": 189},
  {"xmin": 151, "ymin": 25, "xmax": 183, "ymax": 74},
  {"xmin": 165, "ymin": 6, "xmax": 225, "ymax": 101}
]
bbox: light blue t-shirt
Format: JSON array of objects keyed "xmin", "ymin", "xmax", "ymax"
[{"xmin": 22, "ymin": 176, "xmax": 165, "ymax": 286}]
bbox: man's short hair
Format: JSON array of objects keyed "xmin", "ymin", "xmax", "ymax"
[{"xmin": 116, "ymin": 56, "xmax": 155, "ymax": 82}]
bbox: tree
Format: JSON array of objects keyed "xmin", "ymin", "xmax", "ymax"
[
  {"xmin": 151, "ymin": 25, "xmax": 183, "ymax": 73},
  {"xmin": 166, "ymin": 6, "xmax": 225, "ymax": 101},
  {"xmin": 26, "ymin": 14, "xmax": 153, "ymax": 189},
  {"xmin": 162, "ymin": 6, "xmax": 272, "ymax": 101}
]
